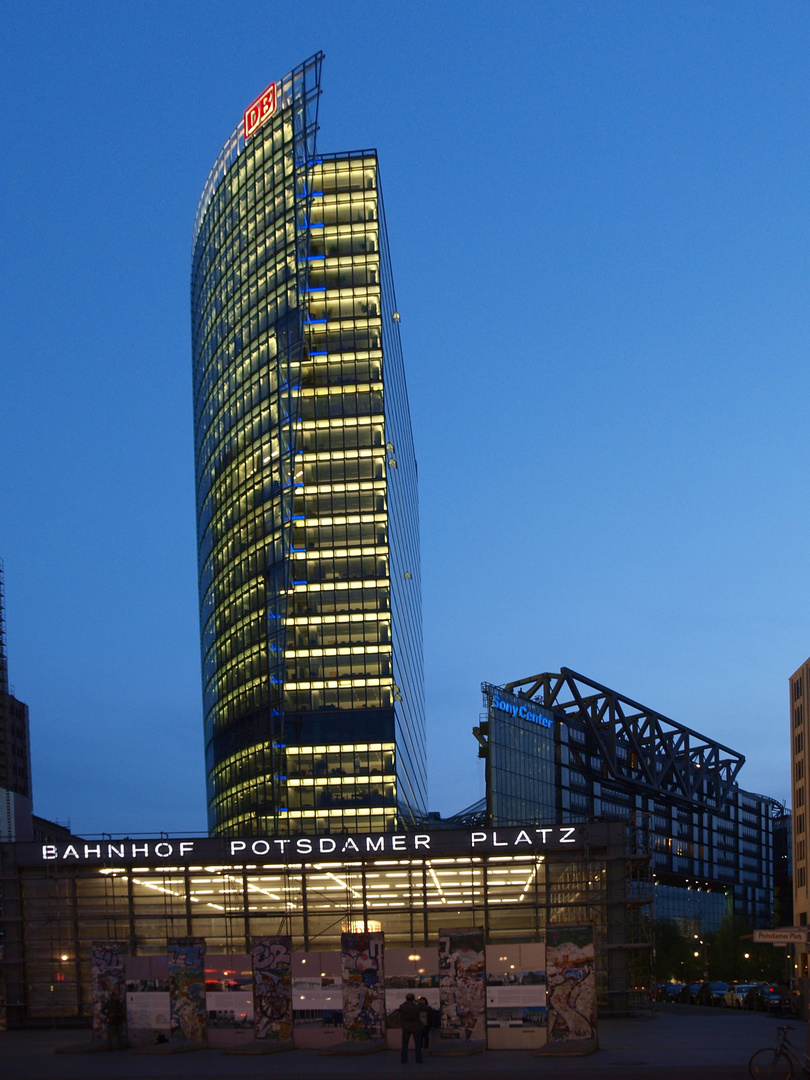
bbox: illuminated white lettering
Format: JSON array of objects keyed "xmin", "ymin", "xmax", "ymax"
[
  {"xmin": 154, "ymin": 843, "xmax": 172, "ymax": 858},
  {"xmin": 471, "ymin": 832, "xmax": 487, "ymax": 846},
  {"xmin": 319, "ymin": 838, "xmax": 336, "ymax": 853},
  {"xmin": 514, "ymin": 830, "xmax": 532, "ymax": 845},
  {"xmin": 492, "ymin": 831, "xmax": 508, "ymax": 847},
  {"xmin": 131, "ymin": 843, "xmax": 149, "ymax": 858},
  {"xmin": 274, "ymin": 839, "xmax": 290, "ymax": 853},
  {"xmin": 251, "ymin": 840, "xmax": 271, "ymax": 856},
  {"xmin": 342, "ymin": 838, "xmax": 359, "ymax": 853},
  {"xmin": 535, "ymin": 828, "xmax": 552, "ymax": 843},
  {"xmin": 365, "ymin": 836, "xmax": 384, "ymax": 852},
  {"xmin": 179, "ymin": 842, "xmax": 194, "ymax": 856},
  {"xmin": 296, "ymin": 838, "xmax": 312, "ymax": 854},
  {"xmin": 230, "ymin": 841, "xmax": 247, "ymax": 856},
  {"xmin": 414, "ymin": 835, "xmax": 431, "ymax": 849},
  {"xmin": 42, "ymin": 845, "xmax": 57, "ymax": 860},
  {"xmin": 560, "ymin": 827, "xmax": 576, "ymax": 844},
  {"xmin": 63, "ymin": 845, "xmax": 80, "ymax": 859},
  {"xmin": 391, "ymin": 835, "xmax": 406, "ymax": 850},
  {"xmin": 107, "ymin": 844, "xmax": 125, "ymax": 859},
  {"xmin": 84, "ymin": 845, "xmax": 101, "ymax": 858}
]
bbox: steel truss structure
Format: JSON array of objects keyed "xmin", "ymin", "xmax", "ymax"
[{"xmin": 504, "ymin": 667, "xmax": 745, "ymax": 810}]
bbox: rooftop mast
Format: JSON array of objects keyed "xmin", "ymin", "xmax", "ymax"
[{"xmin": 0, "ymin": 559, "xmax": 9, "ymax": 694}]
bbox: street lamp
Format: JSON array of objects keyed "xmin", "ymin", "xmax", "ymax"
[{"xmin": 693, "ymin": 936, "xmax": 708, "ymax": 980}]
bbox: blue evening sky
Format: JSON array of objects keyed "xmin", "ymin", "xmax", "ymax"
[{"xmin": 1, "ymin": 1, "xmax": 808, "ymax": 834}]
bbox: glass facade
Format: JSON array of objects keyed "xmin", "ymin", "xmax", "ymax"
[
  {"xmin": 480, "ymin": 677, "xmax": 775, "ymax": 934},
  {"xmin": 0, "ymin": 822, "xmax": 648, "ymax": 1024},
  {"xmin": 480, "ymin": 684, "xmax": 556, "ymax": 825},
  {"xmin": 191, "ymin": 55, "xmax": 425, "ymax": 836}
]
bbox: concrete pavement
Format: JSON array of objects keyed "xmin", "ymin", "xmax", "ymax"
[{"xmin": 0, "ymin": 1005, "xmax": 802, "ymax": 1080}]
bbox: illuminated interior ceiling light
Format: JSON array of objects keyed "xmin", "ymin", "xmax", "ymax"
[
  {"xmin": 327, "ymin": 871, "xmax": 363, "ymax": 900},
  {"xmin": 427, "ymin": 865, "xmax": 446, "ymax": 903},
  {"xmin": 343, "ymin": 919, "xmax": 382, "ymax": 933}
]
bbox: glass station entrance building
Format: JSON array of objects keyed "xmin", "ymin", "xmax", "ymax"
[{"xmin": 0, "ymin": 821, "xmax": 651, "ymax": 1027}]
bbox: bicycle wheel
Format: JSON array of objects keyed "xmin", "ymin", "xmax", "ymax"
[{"xmin": 749, "ymin": 1048, "xmax": 793, "ymax": 1079}]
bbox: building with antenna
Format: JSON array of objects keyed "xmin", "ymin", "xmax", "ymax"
[
  {"xmin": 192, "ymin": 55, "xmax": 425, "ymax": 837},
  {"xmin": 0, "ymin": 560, "xmax": 33, "ymax": 842}
]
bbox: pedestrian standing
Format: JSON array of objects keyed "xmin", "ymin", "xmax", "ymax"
[
  {"xmin": 398, "ymin": 992, "xmax": 424, "ymax": 1064},
  {"xmin": 417, "ymin": 995, "xmax": 434, "ymax": 1050}
]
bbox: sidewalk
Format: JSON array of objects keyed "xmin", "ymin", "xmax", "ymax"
[{"xmin": 0, "ymin": 1006, "xmax": 800, "ymax": 1080}]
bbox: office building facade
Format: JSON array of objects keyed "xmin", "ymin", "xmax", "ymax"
[
  {"xmin": 192, "ymin": 55, "xmax": 425, "ymax": 837},
  {"xmin": 0, "ymin": 561, "xmax": 33, "ymax": 843},
  {"xmin": 473, "ymin": 668, "xmax": 776, "ymax": 934},
  {"xmin": 790, "ymin": 659, "xmax": 809, "ymax": 974}
]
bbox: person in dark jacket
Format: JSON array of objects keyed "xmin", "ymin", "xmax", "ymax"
[
  {"xmin": 398, "ymin": 992, "xmax": 423, "ymax": 1063},
  {"xmin": 417, "ymin": 996, "xmax": 434, "ymax": 1049}
]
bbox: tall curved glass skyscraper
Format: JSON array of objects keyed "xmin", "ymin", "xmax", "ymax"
[{"xmin": 191, "ymin": 54, "xmax": 426, "ymax": 837}]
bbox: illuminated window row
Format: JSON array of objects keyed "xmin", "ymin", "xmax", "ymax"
[
  {"xmin": 313, "ymin": 188, "xmax": 378, "ymax": 205},
  {"xmin": 298, "ymin": 480, "xmax": 384, "ymax": 496},
  {"xmin": 307, "ymin": 300, "xmax": 381, "ymax": 322},
  {"xmin": 300, "ymin": 448, "xmax": 384, "ymax": 463},
  {"xmin": 287, "ymin": 614, "xmax": 388, "ymax": 628},
  {"xmin": 280, "ymin": 807, "xmax": 393, "ymax": 818},
  {"xmin": 212, "ymin": 740, "xmax": 274, "ymax": 773},
  {"xmin": 287, "ymin": 774, "xmax": 395, "ymax": 788},
  {"xmin": 285, "ymin": 677, "xmax": 393, "ymax": 691},
  {"xmin": 307, "ymin": 285, "xmax": 381, "ymax": 303},
  {"xmin": 287, "ymin": 742, "xmax": 394, "ymax": 755},
  {"xmin": 285, "ymin": 643, "xmax": 392, "ymax": 658},
  {"xmin": 292, "ymin": 578, "xmax": 388, "ymax": 593},
  {"xmin": 301, "ymin": 410, "xmax": 379, "ymax": 427},
  {"xmin": 292, "ymin": 546, "xmax": 387, "ymax": 561},
  {"xmin": 299, "ymin": 381, "xmax": 382, "ymax": 398}
]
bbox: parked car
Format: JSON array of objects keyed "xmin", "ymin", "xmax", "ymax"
[
  {"xmin": 745, "ymin": 984, "xmax": 784, "ymax": 1013},
  {"xmin": 661, "ymin": 982, "xmax": 684, "ymax": 1002},
  {"xmin": 708, "ymin": 981, "xmax": 729, "ymax": 1005},
  {"xmin": 724, "ymin": 983, "xmax": 754, "ymax": 1008},
  {"xmin": 687, "ymin": 981, "xmax": 703, "ymax": 1003}
]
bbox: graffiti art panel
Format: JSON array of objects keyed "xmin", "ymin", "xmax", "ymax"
[
  {"xmin": 91, "ymin": 940, "xmax": 127, "ymax": 1046},
  {"xmin": 546, "ymin": 926, "xmax": 596, "ymax": 1043},
  {"xmin": 438, "ymin": 927, "xmax": 486, "ymax": 1040},
  {"xmin": 251, "ymin": 935, "xmax": 292, "ymax": 1040},
  {"xmin": 341, "ymin": 932, "xmax": 385, "ymax": 1041},
  {"xmin": 167, "ymin": 937, "xmax": 207, "ymax": 1043}
]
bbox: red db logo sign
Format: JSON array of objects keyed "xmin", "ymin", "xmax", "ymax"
[{"xmin": 243, "ymin": 82, "xmax": 277, "ymax": 139}]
